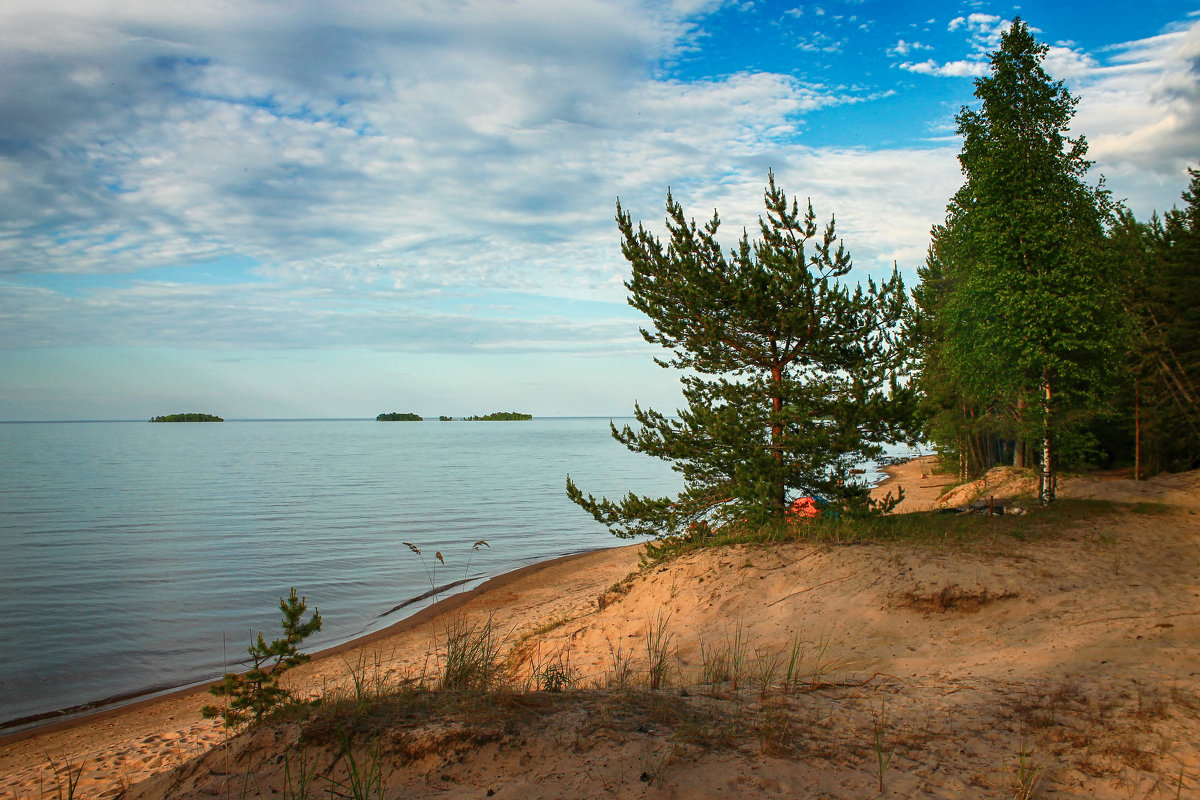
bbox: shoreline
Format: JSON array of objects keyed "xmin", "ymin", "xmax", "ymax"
[
  {"xmin": 0, "ymin": 539, "xmax": 652, "ymax": 798},
  {"xmin": 870, "ymin": 453, "xmax": 944, "ymax": 513},
  {"xmin": 0, "ymin": 543, "xmax": 640, "ymax": 746},
  {"xmin": 2, "ymin": 457, "xmax": 922, "ymax": 740},
  {"xmin": 5, "ymin": 459, "xmax": 1198, "ymax": 799}
]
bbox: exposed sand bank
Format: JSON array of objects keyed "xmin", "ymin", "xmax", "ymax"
[{"xmin": 3, "ymin": 459, "xmax": 1198, "ymax": 799}]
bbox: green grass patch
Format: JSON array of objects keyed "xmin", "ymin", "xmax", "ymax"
[{"xmin": 639, "ymin": 498, "xmax": 1132, "ymax": 566}]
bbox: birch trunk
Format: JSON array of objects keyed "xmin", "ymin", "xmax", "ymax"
[{"xmin": 1039, "ymin": 371, "xmax": 1055, "ymax": 504}]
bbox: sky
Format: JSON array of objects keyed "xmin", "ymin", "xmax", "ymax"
[{"xmin": 1, "ymin": 0, "xmax": 1198, "ymax": 420}]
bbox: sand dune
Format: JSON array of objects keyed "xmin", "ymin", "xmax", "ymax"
[{"xmin": 3, "ymin": 459, "xmax": 1198, "ymax": 799}]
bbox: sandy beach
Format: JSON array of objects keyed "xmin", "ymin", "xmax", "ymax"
[{"xmin": 3, "ymin": 458, "xmax": 1198, "ymax": 799}]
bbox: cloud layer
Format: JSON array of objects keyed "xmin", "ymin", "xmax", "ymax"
[{"xmin": 0, "ymin": 1, "xmax": 1197, "ymax": 416}]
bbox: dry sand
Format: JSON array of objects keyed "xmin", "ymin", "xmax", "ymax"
[{"xmin": 3, "ymin": 459, "xmax": 1198, "ymax": 799}]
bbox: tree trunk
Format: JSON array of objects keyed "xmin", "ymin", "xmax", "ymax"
[
  {"xmin": 770, "ymin": 364, "xmax": 786, "ymax": 516},
  {"xmin": 1039, "ymin": 371, "xmax": 1055, "ymax": 504},
  {"xmin": 1134, "ymin": 380, "xmax": 1141, "ymax": 482},
  {"xmin": 1014, "ymin": 394, "xmax": 1026, "ymax": 468}
]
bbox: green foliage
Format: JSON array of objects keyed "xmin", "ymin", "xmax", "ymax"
[
  {"xmin": 634, "ymin": 498, "xmax": 1132, "ymax": 566},
  {"xmin": 376, "ymin": 411, "xmax": 422, "ymax": 421},
  {"xmin": 440, "ymin": 616, "xmax": 504, "ymax": 693},
  {"xmin": 438, "ymin": 415, "xmax": 454, "ymax": 421},
  {"xmin": 1118, "ymin": 167, "xmax": 1200, "ymax": 473},
  {"xmin": 463, "ymin": 411, "xmax": 532, "ymax": 420},
  {"xmin": 911, "ymin": 19, "xmax": 1121, "ymax": 499},
  {"xmin": 149, "ymin": 412, "xmax": 223, "ymax": 422},
  {"xmin": 202, "ymin": 588, "xmax": 322, "ymax": 728},
  {"xmin": 327, "ymin": 734, "xmax": 386, "ymax": 800},
  {"xmin": 568, "ymin": 173, "xmax": 910, "ymax": 538}
]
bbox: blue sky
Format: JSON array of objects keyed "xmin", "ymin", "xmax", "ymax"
[{"xmin": 1, "ymin": 0, "xmax": 1197, "ymax": 420}]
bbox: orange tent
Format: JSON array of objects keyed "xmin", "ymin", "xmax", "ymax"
[{"xmin": 787, "ymin": 496, "xmax": 820, "ymax": 520}]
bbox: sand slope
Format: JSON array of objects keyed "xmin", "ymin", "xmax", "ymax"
[{"xmin": 3, "ymin": 461, "xmax": 1198, "ymax": 799}]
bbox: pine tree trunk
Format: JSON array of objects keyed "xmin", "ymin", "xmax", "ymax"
[{"xmin": 770, "ymin": 364, "xmax": 786, "ymax": 516}]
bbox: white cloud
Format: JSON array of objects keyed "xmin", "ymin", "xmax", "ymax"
[
  {"xmin": 1043, "ymin": 45, "xmax": 1101, "ymax": 80},
  {"xmin": 887, "ymin": 39, "xmax": 931, "ymax": 57},
  {"xmin": 1068, "ymin": 18, "xmax": 1200, "ymax": 215},
  {"xmin": 904, "ymin": 13, "xmax": 1008, "ymax": 78},
  {"xmin": 899, "ymin": 59, "xmax": 988, "ymax": 77}
]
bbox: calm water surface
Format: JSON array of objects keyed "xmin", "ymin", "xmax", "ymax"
[{"xmin": 0, "ymin": 418, "xmax": 906, "ymax": 727}]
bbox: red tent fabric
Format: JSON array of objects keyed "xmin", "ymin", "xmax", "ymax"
[{"xmin": 787, "ymin": 496, "xmax": 820, "ymax": 520}]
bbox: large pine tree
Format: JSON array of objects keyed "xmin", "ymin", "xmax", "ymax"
[
  {"xmin": 915, "ymin": 18, "xmax": 1120, "ymax": 502},
  {"xmin": 567, "ymin": 174, "xmax": 910, "ymax": 539}
]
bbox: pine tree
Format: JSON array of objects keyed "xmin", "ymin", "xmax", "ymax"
[
  {"xmin": 915, "ymin": 18, "xmax": 1120, "ymax": 501},
  {"xmin": 201, "ymin": 588, "xmax": 322, "ymax": 728},
  {"xmin": 1123, "ymin": 167, "xmax": 1200, "ymax": 472},
  {"xmin": 567, "ymin": 173, "xmax": 910, "ymax": 539}
]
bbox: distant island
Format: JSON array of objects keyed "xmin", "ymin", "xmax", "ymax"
[
  {"xmin": 439, "ymin": 415, "xmax": 453, "ymax": 421},
  {"xmin": 376, "ymin": 412, "xmax": 423, "ymax": 421},
  {"xmin": 464, "ymin": 411, "xmax": 532, "ymax": 421},
  {"xmin": 150, "ymin": 413, "xmax": 223, "ymax": 422}
]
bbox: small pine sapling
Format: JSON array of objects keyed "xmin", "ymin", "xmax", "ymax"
[{"xmin": 202, "ymin": 587, "xmax": 322, "ymax": 728}]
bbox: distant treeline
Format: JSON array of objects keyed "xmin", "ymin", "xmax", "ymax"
[
  {"xmin": 378, "ymin": 411, "xmax": 533, "ymax": 421},
  {"xmin": 150, "ymin": 413, "xmax": 223, "ymax": 422},
  {"xmin": 464, "ymin": 411, "xmax": 532, "ymax": 421},
  {"xmin": 376, "ymin": 412, "xmax": 422, "ymax": 421}
]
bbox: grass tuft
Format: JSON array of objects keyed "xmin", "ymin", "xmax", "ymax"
[
  {"xmin": 644, "ymin": 613, "xmax": 676, "ymax": 690},
  {"xmin": 1009, "ymin": 740, "xmax": 1043, "ymax": 800},
  {"xmin": 440, "ymin": 615, "xmax": 505, "ymax": 693}
]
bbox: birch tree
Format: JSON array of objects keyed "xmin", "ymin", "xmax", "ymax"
[{"xmin": 917, "ymin": 18, "xmax": 1120, "ymax": 502}]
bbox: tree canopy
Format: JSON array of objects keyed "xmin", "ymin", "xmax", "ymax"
[
  {"xmin": 464, "ymin": 411, "xmax": 532, "ymax": 421},
  {"xmin": 1118, "ymin": 167, "xmax": 1200, "ymax": 474},
  {"xmin": 910, "ymin": 18, "xmax": 1120, "ymax": 502},
  {"xmin": 150, "ymin": 412, "xmax": 223, "ymax": 422},
  {"xmin": 568, "ymin": 173, "xmax": 910, "ymax": 539},
  {"xmin": 377, "ymin": 412, "xmax": 423, "ymax": 421}
]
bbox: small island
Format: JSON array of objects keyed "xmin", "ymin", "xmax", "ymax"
[
  {"xmin": 438, "ymin": 415, "xmax": 454, "ymax": 421},
  {"xmin": 376, "ymin": 412, "xmax": 423, "ymax": 421},
  {"xmin": 150, "ymin": 413, "xmax": 224, "ymax": 422},
  {"xmin": 464, "ymin": 411, "xmax": 532, "ymax": 421}
]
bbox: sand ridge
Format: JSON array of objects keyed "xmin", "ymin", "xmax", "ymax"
[{"xmin": 2, "ymin": 459, "xmax": 1198, "ymax": 798}]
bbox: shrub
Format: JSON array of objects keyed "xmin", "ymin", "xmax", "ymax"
[{"xmin": 202, "ymin": 588, "xmax": 322, "ymax": 728}]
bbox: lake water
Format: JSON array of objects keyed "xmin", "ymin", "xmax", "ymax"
[{"xmin": 0, "ymin": 418, "xmax": 909, "ymax": 729}]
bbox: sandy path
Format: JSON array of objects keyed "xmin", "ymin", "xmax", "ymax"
[{"xmin": 873, "ymin": 454, "xmax": 949, "ymax": 513}]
